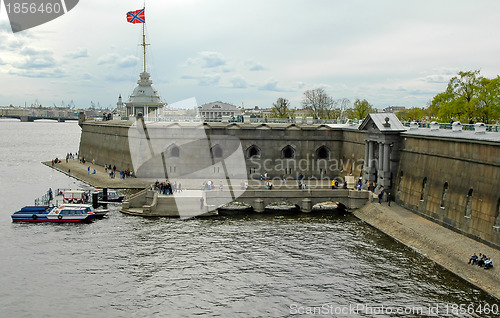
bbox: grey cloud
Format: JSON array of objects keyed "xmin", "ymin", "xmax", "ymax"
[
  {"xmin": 258, "ymin": 78, "xmax": 290, "ymax": 92},
  {"xmin": 20, "ymin": 46, "xmax": 52, "ymax": 56},
  {"xmin": 230, "ymin": 76, "xmax": 248, "ymax": 88},
  {"xmin": 8, "ymin": 68, "xmax": 64, "ymax": 78},
  {"xmin": 117, "ymin": 56, "xmax": 138, "ymax": 68},
  {"xmin": 65, "ymin": 48, "xmax": 89, "ymax": 59},
  {"xmin": 181, "ymin": 74, "xmax": 221, "ymax": 86},
  {"xmin": 98, "ymin": 54, "xmax": 137, "ymax": 68},
  {"xmin": 97, "ymin": 53, "xmax": 119, "ymax": 65},
  {"xmin": 186, "ymin": 51, "xmax": 227, "ymax": 68},
  {"xmin": 15, "ymin": 55, "xmax": 56, "ymax": 69},
  {"xmin": 245, "ymin": 60, "xmax": 266, "ymax": 71},
  {"xmin": 423, "ymin": 74, "xmax": 451, "ymax": 84}
]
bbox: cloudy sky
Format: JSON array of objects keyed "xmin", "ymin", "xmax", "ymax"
[{"xmin": 0, "ymin": 0, "xmax": 499, "ymax": 110}]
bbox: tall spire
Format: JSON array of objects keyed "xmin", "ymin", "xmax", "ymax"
[{"xmin": 141, "ymin": 9, "xmax": 149, "ymax": 73}]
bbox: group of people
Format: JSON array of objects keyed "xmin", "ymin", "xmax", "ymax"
[
  {"xmin": 50, "ymin": 157, "xmax": 63, "ymax": 166},
  {"xmin": 105, "ymin": 164, "xmax": 117, "ymax": 178},
  {"xmin": 155, "ymin": 180, "xmax": 182, "ymax": 195},
  {"xmin": 468, "ymin": 253, "xmax": 494, "ymax": 269},
  {"xmin": 331, "ymin": 179, "xmax": 348, "ymax": 189},
  {"xmin": 65, "ymin": 152, "xmax": 76, "ymax": 162}
]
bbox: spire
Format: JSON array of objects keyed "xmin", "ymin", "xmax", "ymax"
[{"xmin": 141, "ymin": 13, "xmax": 149, "ymax": 73}]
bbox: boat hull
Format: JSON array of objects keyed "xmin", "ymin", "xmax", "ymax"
[{"xmin": 11, "ymin": 213, "xmax": 94, "ymax": 223}]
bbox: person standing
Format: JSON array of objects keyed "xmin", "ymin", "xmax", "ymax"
[
  {"xmin": 387, "ymin": 192, "xmax": 392, "ymax": 206},
  {"xmin": 378, "ymin": 191, "xmax": 384, "ymax": 204}
]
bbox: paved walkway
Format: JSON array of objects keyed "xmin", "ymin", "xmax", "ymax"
[
  {"xmin": 354, "ymin": 201, "xmax": 500, "ymax": 300},
  {"xmin": 43, "ymin": 159, "xmax": 348, "ymax": 191}
]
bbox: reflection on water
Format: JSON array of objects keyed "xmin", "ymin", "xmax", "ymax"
[{"xmin": 0, "ymin": 120, "xmax": 497, "ymax": 317}]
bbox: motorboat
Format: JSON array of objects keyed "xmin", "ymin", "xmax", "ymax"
[
  {"xmin": 11, "ymin": 204, "xmax": 95, "ymax": 223},
  {"xmin": 94, "ymin": 189, "xmax": 124, "ymax": 202}
]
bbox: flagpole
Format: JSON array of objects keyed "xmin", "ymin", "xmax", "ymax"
[{"xmin": 142, "ymin": 6, "xmax": 146, "ymax": 73}]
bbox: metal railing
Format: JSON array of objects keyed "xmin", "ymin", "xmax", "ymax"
[{"xmin": 402, "ymin": 122, "xmax": 500, "ymax": 132}]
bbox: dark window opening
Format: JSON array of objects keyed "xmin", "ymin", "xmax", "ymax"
[
  {"xmin": 282, "ymin": 146, "xmax": 294, "ymax": 159},
  {"xmin": 440, "ymin": 182, "xmax": 448, "ymax": 208},
  {"xmin": 316, "ymin": 146, "xmax": 329, "ymax": 160},
  {"xmin": 420, "ymin": 177, "xmax": 427, "ymax": 201},
  {"xmin": 465, "ymin": 189, "xmax": 473, "ymax": 217}
]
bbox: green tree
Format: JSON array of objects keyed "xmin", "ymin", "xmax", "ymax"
[
  {"xmin": 475, "ymin": 76, "xmax": 500, "ymax": 124},
  {"xmin": 430, "ymin": 70, "xmax": 482, "ymax": 122},
  {"xmin": 348, "ymin": 98, "xmax": 373, "ymax": 119},
  {"xmin": 395, "ymin": 107, "xmax": 426, "ymax": 121},
  {"xmin": 271, "ymin": 97, "xmax": 294, "ymax": 118},
  {"xmin": 302, "ymin": 88, "xmax": 335, "ymax": 119},
  {"xmin": 429, "ymin": 70, "xmax": 500, "ymax": 123}
]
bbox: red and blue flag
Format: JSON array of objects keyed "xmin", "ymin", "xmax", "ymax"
[{"xmin": 127, "ymin": 8, "xmax": 145, "ymax": 24}]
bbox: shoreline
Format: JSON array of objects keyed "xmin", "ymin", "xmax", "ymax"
[{"xmin": 354, "ymin": 202, "xmax": 500, "ymax": 301}]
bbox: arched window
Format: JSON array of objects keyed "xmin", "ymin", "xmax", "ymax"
[
  {"xmin": 495, "ymin": 198, "xmax": 500, "ymax": 227},
  {"xmin": 246, "ymin": 145, "xmax": 261, "ymax": 159},
  {"xmin": 281, "ymin": 145, "xmax": 295, "ymax": 159},
  {"xmin": 420, "ymin": 177, "xmax": 427, "ymax": 201},
  {"xmin": 465, "ymin": 189, "xmax": 473, "ymax": 217},
  {"xmin": 440, "ymin": 182, "xmax": 448, "ymax": 208},
  {"xmin": 316, "ymin": 146, "xmax": 330, "ymax": 160},
  {"xmin": 169, "ymin": 145, "xmax": 180, "ymax": 158},
  {"xmin": 211, "ymin": 145, "xmax": 223, "ymax": 158}
]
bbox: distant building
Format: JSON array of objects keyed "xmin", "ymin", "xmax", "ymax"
[
  {"xmin": 384, "ymin": 106, "xmax": 406, "ymax": 113},
  {"xmin": 198, "ymin": 101, "xmax": 242, "ymax": 120}
]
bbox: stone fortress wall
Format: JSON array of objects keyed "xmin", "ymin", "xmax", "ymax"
[
  {"xmin": 78, "ymin": 117, "xmax": 500, "ymax": 247},
  {"xmin": 396, "ymin": 133, "xmax": 500, "ymax": 248}
]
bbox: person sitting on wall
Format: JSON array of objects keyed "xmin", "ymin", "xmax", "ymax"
[
  {"xmin": 468, "ymin": 253, "xmax": 478, "ymax": 265},
  {"xmin": 331, "ymin": 180, "xmax": 335, "ymax": 189},
  {"xmin": 343, "ymin": 182, "xmax": 347, "ymax": 189},
  {"xmin": 477, "ymin": 254, "xmax": 486, "ymax": 267},
  {"xmin": 484, "ymin": 258, "xmax": 493, "ymax": 270}
]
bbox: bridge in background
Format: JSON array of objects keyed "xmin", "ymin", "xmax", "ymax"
[
  {"xmin": 0, "ymin": 107, "xmax": 79, "ymax": 122},
  {"xmin": 0, "ymin": 107, "xmax": 112, "ymax": 122}
]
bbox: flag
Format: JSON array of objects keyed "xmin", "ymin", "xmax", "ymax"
[{"xmin": 127, "ymin": 8, "xmax": 145, "ymax": 24}]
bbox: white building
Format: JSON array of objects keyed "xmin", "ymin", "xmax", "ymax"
[
  {"xmin": 124, "ymin": 71, "xmax": 165, "ymax": 120},
  {"xmin": 198, "ymin": 101, "xmax": 242, "ymax": 120}
]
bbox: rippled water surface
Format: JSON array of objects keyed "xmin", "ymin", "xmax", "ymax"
[{"xmin": 0, "ymin": 119, "xmax": 497, "ymax": 317}]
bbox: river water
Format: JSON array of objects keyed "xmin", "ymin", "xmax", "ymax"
[{"xmin": 0, "ymin": 119, "xmax": 497, "ymax": 318}]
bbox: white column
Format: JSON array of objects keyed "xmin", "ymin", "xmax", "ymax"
[
  {"xmin": 363, "ymin": 141, "xmax": 369, "ymax": 172},
  {"xmin": 368, "ymin": 141, "xmax": 374, "ymax": 169},
  {"xmin": 383, "ymin": 143, "xmax": 390, "ymax": 172},
  {"xmin": 378, "ymin": 142, "xmax": 383, "ymax": 171}
]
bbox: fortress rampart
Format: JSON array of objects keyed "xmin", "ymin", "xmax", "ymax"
[{"xmin": 78, "ymin": 117, "xmax": 500, "ymax": 247}]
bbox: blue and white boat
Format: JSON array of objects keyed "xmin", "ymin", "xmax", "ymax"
[{"xmin": 11, "ymin": 204, "xmax": 96, "ymax": 223}]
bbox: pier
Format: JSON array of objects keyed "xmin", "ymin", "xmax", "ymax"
[{"xmin": 44, "ymin": 158, "xmax": 370, "ymax": 216}]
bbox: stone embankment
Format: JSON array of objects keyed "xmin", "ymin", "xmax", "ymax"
[{"xmin": 354, "ymin": 202, "xmax": 500, "ymax": 300}]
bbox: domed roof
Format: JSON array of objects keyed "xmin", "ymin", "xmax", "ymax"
[{"xmin": 125, "ymin": 72, "xmax": 165, "ymax": 106}]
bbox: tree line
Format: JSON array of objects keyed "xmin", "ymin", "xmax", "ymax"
[
  {"xmin": 270, "ymin": 70, "xmax": 500, "ymax": 124},
  {"xmin": 271, "ymin": 88, "xmax": 374, "ymax": 120},
  {"xmin": 398, "ymin": 71, "xmax": 500, "ymax": 124}
]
